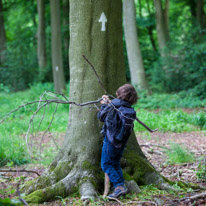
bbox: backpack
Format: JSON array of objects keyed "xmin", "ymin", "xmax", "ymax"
[{"xmin": 105, "ymin": 105, "xmax": 136, "ymax": 148}]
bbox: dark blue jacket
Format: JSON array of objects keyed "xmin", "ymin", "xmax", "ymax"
[{"xmin": 97, "ymin": 98, "xmax": 136, "ymax": 148}]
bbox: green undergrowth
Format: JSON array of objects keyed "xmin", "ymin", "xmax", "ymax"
[
  {"xmin": 137, "ymin": 91, "xmax": 206, "ymax": 109},
  {"xmin": 134, "ymin": 109, "xmax": 206, "ymax": 132}
]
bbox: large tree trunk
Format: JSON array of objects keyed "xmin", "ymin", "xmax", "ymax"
[
  {"xmin": 37, "ymin": 0, "xmax": 47, "ymax": 70},
  {"xmin": 50, "ymin": 0, "xmax": 66, "ymax": 93},
  {"xmin": 123, "ymin": 0, "xmax": 149, "ymax": 91},
  {"xmin": 22, "ymin": 0, "xmax": 172, "ymax": 204},
  {"xmin": 0, "ymin": 0, "xmax": 6, "ymax": 64},
  {"xmin": 153, "ymin": 0, "xmax": 170, "ymax": 56}
]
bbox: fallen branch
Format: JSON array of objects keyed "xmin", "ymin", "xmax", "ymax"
[
  {"xmin": 180, "ymin": 192, "xmax": 206, "ymax": 202},
  {"xmin": 0, "ymin": 168, "xmax": 41, "ymax": 176},
  {"xmin": 0, "ymin": 97, "xmax": 103, "ymax": 124},
  {"xmin": 106, "ymin": 197, "xmax": 158, "ymax": 206},
  {"xmin": 140, "ymin": 144, "xmax": 169, "ymax": 150}
]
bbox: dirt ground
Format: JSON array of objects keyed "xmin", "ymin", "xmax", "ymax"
[{"xmin": 0, "ymin": 131, "xmax": 206, "ymax": 205}]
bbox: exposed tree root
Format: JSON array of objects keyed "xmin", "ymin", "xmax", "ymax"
[
  {"xmin": 80, "ymin": 182, "xmax": 99, "ymax": 201},
  {"xmin": 23, "ymin": 167, "xmax": 100, "ymax": 204},
  {"xmin": 21, "ymin": 160, "xmax": 73, "ymax": 194}
]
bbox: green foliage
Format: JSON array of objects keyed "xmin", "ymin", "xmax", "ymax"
[
  {"xmin": 190, "ymin": 112, "xmax": 206, "ymax": 129},
  {"xmin": 149, "ymin": 26, "xmax": 206, "ymax": 97},
  {"xmin": 0, "ymin": 1, "xmax": 39, "ymax": 91},
  {"xmin": 196, "ymin": 157, "xmax": 206, "ymax": 181},
  {"xmin": 165, "ymin": 142, "xmax": 195, "ymax": 164},
  {"xmin": 0, "ymin": 135, "xmax": 30, "ymax": 166}
]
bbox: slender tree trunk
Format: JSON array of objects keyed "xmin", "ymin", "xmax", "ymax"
[
  {"xmin": 123, "ymin": 0, "xmax": 149, "ymax": 91},
  {"xmin": 146, "ymin": 0, "xmax": 157, "ymax": 52},
  {"xmin": 0, "ymin": 0, "xmax": 6, "ymax": 64},
  {"xmin": 37, "ymin": 0, "xmax": 47, "ymax": 70},
  {"xmin": 153, "ymin": 0, "xmax": 170, "ymax": 56},
  {"xmin": 196, "ymin": 0, "xmax": 206, "ymax": 28},
  {"xmin": 189, "ymin": 0, "xmax": 196, "ymax": 18},
  {"xmin": 50, "ymin": 0, "xmax": 66, "ymax": 93},
  {"xmin": 22, "ymin": 0, "xmax": 173, "ymax": 204},
  {"xmin": 62, "ymin": 0, "xmax": 70, "ymax": 55},
  {"xmin": 62, "ymin": 0, "xmax": 70, "ymax": 79}
]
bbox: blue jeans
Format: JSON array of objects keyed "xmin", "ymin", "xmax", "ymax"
[{"xmin": 101, "ymin": 137, "xmax": 125, "ymax": 188}]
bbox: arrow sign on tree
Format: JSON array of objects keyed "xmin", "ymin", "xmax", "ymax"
[{"xmin": 98, "ymin": 12, "xmax": 107, "ymax": 31}]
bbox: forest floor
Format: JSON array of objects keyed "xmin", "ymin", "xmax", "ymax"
[{"xmin": 0, "ymin": 131, "xmax": 206, "ymax": 206}]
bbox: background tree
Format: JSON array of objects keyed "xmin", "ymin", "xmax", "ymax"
[
  {"xmin": 196, "ymin": 0, "xmax": 205, "ymax": 28},
  {"xmin": 0, "ymin": 0, "xmax": 6, "ymax": 64},
  {"xmin": 37, "ymin": 0, "xmax": 47, "ymax": 71},
  {"xmin": 50, "ymin": 0, "xmax": 66, "ymax": 93},
  {"xmin": 153, "ymin": 0, "xmax": 170, "ymax": 56},
  {"xmin": 62, "ymin": 0, "xmax": 70, "ymax": 80},
  {"xmin": 123, "ymin": 0, "xmax": 149, "ymax": 91},
  {"xmin": 22, "ymin": 0, "xmax": 172, "ymax": 203},
  {"xmin": 188, "ymin": 0, "xmax": 206, "ymax": 28},
  {"xmin": 145, "ymin": 0, "xmax": 157, "ymax": 52}
]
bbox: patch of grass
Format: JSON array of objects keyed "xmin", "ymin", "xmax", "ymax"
[
  {"xmin": 196, "ymin": 157, "xmax": 206, "ymax": 181},
  {"xmin": 0, "ymin": 135, "xmax": 30, "ymax": 166},
  {"xmin": 165, "ymin": 142, "xmax": 195, "ymax": 164},
  {"xmin": 137, "ymin": 92, "xmax": 206, "ymax": 109},
  {"xmin": 134, "ymin": 109, "xmax": 203, "ymax": 132}
]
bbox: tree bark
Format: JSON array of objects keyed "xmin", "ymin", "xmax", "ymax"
[
  {"xmin": 153, "ymin": 0, "xmax": 170, "ymax": 56},
  {"xmin": 21, "ymin": 0, "xmax": 173, "ymax": 203},
  {"xmin": 50, "ymin": 0, "xmax": 66, "ymax": 93},
  {"xmin": 37, "ymin": 0, "xmax": 47, "ymax": 70},
  {"xmin": 0, "ymin": 0, "xmax": 6, "ymax": 64},
  {"xmin": 123, "ymin": 0, "xmax": 149, "ymax": 91}
]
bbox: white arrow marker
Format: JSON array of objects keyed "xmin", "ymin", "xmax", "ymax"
[{"xmin": 98, "ymin": 12, "xmax": 107, "ymax": 31}]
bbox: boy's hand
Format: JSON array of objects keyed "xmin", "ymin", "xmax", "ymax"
[{"xmin": 100, "ymin": 95, "xmax": 111, "ymax": 104}]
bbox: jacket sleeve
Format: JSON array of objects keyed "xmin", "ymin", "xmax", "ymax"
[{"xmin": 97, "ymin": 104, "xmax": 112, "ymax": 122}]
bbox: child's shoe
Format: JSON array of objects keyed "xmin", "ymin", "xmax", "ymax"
[{"xmin": 107, "ymin": 185, "xmax": 128, "ymax": 199}]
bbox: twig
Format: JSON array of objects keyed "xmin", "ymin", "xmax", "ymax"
[
  {"xmin": 110, "ymin": 102, "xmax": 158, "ymax": 133},
  {"xmin": 82, "ymin": 55, "xmax": 108, "ymax": 94},
  {"xmin": 0, "ymin": 168, "xmax": 41, "ymax": 176},
  {"xmin": 136, "ymin": 117, "xmax": 158, "ymax": 133},
  {"xmin": 39, "ymin": 103, "xmax": 59, "ymax": 155},
  {"xmin": 16, "ymin": 183, "xmax": 29, "ymax": 206},
  {"xmin": 125, "ymin": 201, "xmax": 157, "ymax": 205}
]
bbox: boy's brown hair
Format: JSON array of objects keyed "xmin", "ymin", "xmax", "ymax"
[{"xmin": 116, "ymin": 84, "xmax": 138, "ymax": 105}]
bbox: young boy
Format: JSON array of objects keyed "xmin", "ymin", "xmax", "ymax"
[{"xmin": 97, "ymin": 84, "xmax": 138, "ymax": 199}]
